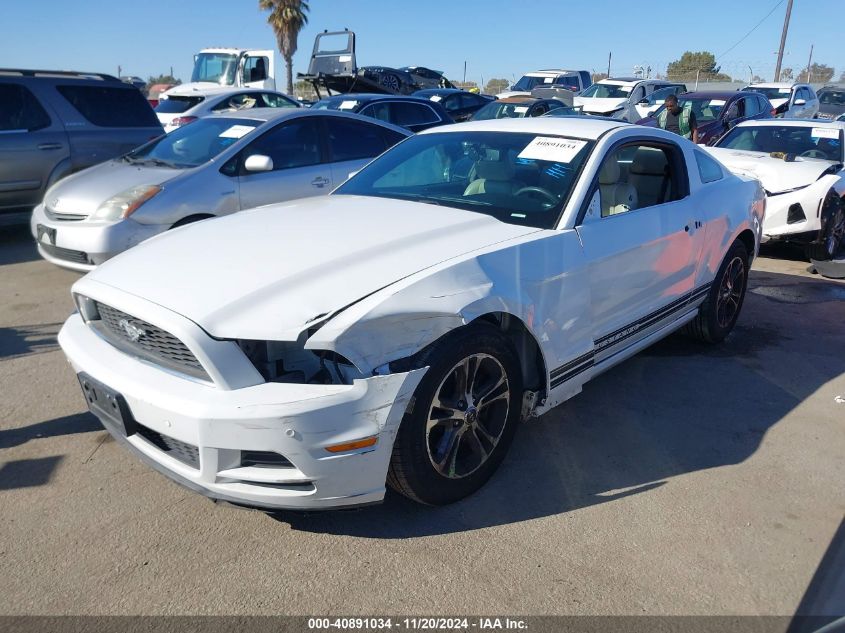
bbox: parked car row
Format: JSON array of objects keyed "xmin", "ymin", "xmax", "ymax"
[{"xmin": 5, "ymin": 61, "xmax": 842, "ymax": 515}]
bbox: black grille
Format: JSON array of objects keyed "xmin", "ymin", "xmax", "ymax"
[
  {"xmin": 91, "ymin": 301, "xmax": 210, "ymax": 381},
  {"xmin": 39, "ymin": 243, "xmax": 89, "ymax": 264},
  {"xmin": 240, "ymin": 450, "xmax": 294, "ymax": 468},
  {"xmin": 136, "ymin": 423, "xmax": 200, "ymax": 469}
]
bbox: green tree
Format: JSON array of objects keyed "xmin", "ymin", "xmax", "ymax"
[
  {"xmin": 259, "ymin": 0, "xmax": 310, "ymax": 95},
  {"xmin": 805, "ymin": 63, "xmax": 834, "ymax": 83},
  {"xmin": 147, "ymin": 74, "xmax": 181, "ymax": 86},
  {"xmin": 666, "ymin": 51, "xmax": 731, "ymax": 82},
  {"xmin": 779, "ymin": 67, "xmax": 794, "ymax": 81},
  {"xmin": 484, "ymin": 78, "xmax": 509, "ymax": 94}
]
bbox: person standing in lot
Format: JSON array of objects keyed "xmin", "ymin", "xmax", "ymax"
[{"xmin": 658, "ymin": 94, "xmax": 699, "ymax": 143}]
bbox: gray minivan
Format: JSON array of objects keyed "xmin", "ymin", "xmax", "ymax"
[{"xmin": 0, "ymin": 69, "xmax": 164, "ymax": 221}]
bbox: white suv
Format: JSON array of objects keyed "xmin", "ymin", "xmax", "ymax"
[
  {"xmin": 741, "ymin": 83, "xmax": 819, "ymax": 119},
  {"xmin": 575, "ymin": 78, "xmax": 686, "ymax": 122},
  {"xmin": 498, "ymin": 69, "xmax": 592, "ymax": 99}
]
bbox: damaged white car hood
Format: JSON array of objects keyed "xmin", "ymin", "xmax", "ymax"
[
  {"xmin": 573, "ymin": 97, "xmax": 627, "ymax": 114},
  {"xmin": 705, "ymin": 147, "xmax": 837, "ymax": 194},
  {"xmin": 86, "ymin": 195, "xmax": 540, "ymax": 340}
]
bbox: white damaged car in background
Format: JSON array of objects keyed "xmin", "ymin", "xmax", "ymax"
[
  {"xmin": 58, "ymin": 118, "xmax": 764, "ymax": 510},
  {"xmin": 706, "ymin": 119, "xmax": 845, "ymax": 267}
]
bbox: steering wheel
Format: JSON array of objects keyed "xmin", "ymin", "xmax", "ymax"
[
  {"xmin": 801, "ymin": 149, "xmax": 828, "ymax": 159},
  {"xmin": 514, "ymin": 186, "xmax": 557, "ymax": 205}
]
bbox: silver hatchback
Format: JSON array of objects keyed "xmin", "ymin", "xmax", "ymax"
[{"xmin": 31, "ymin": 108, "xmax": 410, "ymax": 271}]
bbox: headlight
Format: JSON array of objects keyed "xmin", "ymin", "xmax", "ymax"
[{"xmin": 91, "ymin": 185, "xmax": 161, "ymax": 221}]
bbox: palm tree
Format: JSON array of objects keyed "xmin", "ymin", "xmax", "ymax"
[{"xmin": 259, "ymin": 0, "xmax": 310, "ymax": 95}]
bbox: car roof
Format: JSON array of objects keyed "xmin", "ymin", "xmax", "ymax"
[
  {"xmin": 413, "ymin": 88, "xmax": 466, "ymax": 96},
  {"xmin": 745, "ymin": 82, "xmax": 804, "ymax": 88},
  {"xmin": 498, "ymin": 96, "xmax": 545, "ymax": 103},
  {"xmin": 418, "ymin": 115, "xmax": 628, "ymax": 139},
  {"xmin": 317, "ymin": 93, "xmax": 438, "ymax": 104},
  {"xmin": 165, "ymin": 85, "xmax": 271, "ymax": 97},
  {"xmin": 735, "ymin": 119, "xmax": 845, "ymax": 130},
  {"xmin": 204, "ymin": 107, "xmax": 411, "ymax": 132},
  {"xmin": 680, "ymin": 90, "xmax": 754, "ymax": 100},
  {"xmin": 524, "ymin": 69, "xmax": 581, "ymax": 76}
]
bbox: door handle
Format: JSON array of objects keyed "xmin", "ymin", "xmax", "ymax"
[
  {"xmin": 37, "ymin": 143, "xmax": 63, "ymax": 150},
  {"xmin": 311, "ymin": 177, "xmax": 329, "ymax": 188}
]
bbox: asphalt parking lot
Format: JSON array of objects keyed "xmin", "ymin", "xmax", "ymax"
[{"xmin": 0, "ymin": 224, "xmax": 843, "ymax": 616}]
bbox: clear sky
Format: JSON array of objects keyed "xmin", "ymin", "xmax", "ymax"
[{"xmin": 3, "ymin": 0, "xmax": 842, "ymax": 86}]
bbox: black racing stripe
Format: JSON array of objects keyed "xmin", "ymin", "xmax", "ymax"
[
  {"xmin": 550, "ymin": 359, "xmax": 594, "ymax": 388},
  {"xmin": 596, "ymin": 282, "xmax": 712, "ymax": 347},
  {"xmin": 550, "ymin": 350, "xmax": 595, "ymax": 378}
]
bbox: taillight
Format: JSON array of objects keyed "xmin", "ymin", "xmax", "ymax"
[{"xmin": 170, "ymin": 116, "xmax": 198, "ymax": 128}]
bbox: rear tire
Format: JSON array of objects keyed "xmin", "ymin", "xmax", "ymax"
[
  {"xmin": 387, "ymin": 324, "xmax": 523, "ymax": 505},
  {"xmin": 685, "ymin": 240, "xmax": 749, "ymax": 343}
]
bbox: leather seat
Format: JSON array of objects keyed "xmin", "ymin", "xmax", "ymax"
[
  {"xmin": 598, "ymin": 159, "xmax": 637, "ymax": 216},
  {"xmin": 629, "ymin": 147, "xmax": 670, "ymax": 207},
  {"xmin": 464, "ymin": 159, "xmax": 522, "ymax": 196}
]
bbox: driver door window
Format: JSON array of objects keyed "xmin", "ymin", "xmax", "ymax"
[{"xmin": 241, "ymin": 119, "xmax": 322, "ymax": 171}]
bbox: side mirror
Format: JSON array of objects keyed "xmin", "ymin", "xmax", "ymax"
[
  {"xmin": 348, "ymin": 170, "xmax": 360, "ymax": 180},
  {"xmin": 244, "ymin": 154, "xmax": 273, "ymax": 172},
  {"xmin": 793, "ymin": 98, "xmax": 806, "ymax": 106}
]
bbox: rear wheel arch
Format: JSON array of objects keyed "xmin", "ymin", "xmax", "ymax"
[
  {"xmin": 170, "ymin": 214, "xmax": 215, "ymax": 229},
  {"xmin": 736, "ymin": 228, "xmax": 756, "ymax": 262}
]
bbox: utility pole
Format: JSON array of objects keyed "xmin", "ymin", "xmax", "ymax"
[
  {"xmin": 463, "ymin": 61, "xmax": 467, "ymax": 85},
  {"xmin": 607, "ymin": 52, "xmax": 612, "ymax": 77},
  {"xmin": 773, "ymin": 0, "xmax": 793, "ymax": 82},
  {"xmin": 804, "ymin": 44, "xmax": 814, "ymax": 82}
]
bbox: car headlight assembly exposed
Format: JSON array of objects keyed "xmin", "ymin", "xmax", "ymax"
[{"xmin": 91, "ymin": 185, "xmax": 161, "ymax": 221}]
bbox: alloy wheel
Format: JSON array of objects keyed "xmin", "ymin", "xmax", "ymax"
[
  {"xmin": 716, "ymin": 256, "xmax": 746, "ymax": 329},
  {"xmin": 425, "ymin": 353, "xmax": 510, "ymax": 479}
]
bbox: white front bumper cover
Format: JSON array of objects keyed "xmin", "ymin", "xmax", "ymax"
[{"xmin": 59, "ymin": 314, "xmax": 426, "ymax": 511}]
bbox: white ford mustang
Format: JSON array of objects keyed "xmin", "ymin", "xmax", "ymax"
[
  {"xmin": 706, "ymin": 119, "xmax": 845, "ymax": 262},
  {"xmin": 59, "ymin": 118, "xmax": 765, "ymax": 510}
]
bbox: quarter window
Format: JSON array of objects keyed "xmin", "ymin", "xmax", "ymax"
[
  {"xmin": 694, "ymin": 150, "xmax": 724, "ymax": 183},
  {"xmin": 0, "ymin": 84, "xmax": 51, "ymax": 131},
  {"xmin": 56, "ymin": 85, "xmax": 160, "ymax": 127},
  {"xmin": 242, "ymin": 118, "xmax": 322, "ymax": 171}
]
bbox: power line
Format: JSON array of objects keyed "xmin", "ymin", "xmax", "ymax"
[{"xmin": 718, "ymin": 0, "xmax": 786, "ymax": 60}]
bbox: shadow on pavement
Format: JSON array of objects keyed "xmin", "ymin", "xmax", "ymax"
[
  {"xmin": 273, "ymin": 267, "xmax": 845, "ymax": 537},
  {"xmin": 0, "ymin": 413, "xmax": 102, "ymax": 450},
  {"xmin": 0, "ymin": 224, "xmax": 38, "ymax": 266},
  {"xmin": 790, "ymin": 518, "xmax": 845, "ymax": 623},
  {"xmin": 0, "ymin": 323, "xmax": 62, "ymax": 360},
  {"xmin": 0, "ymin": 455, "xmax": 64, "ymax": 490}
]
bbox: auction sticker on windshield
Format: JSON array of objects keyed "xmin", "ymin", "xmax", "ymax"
[
  {"xmin": 219, "ymin": 125, "xmax": 256, "ymax": 139},
  {"xmin": 811, "ymin": 127, "xmax": 839, "ymax": 139},
  {"xmin": 518, "ymin": 137, "xmax": 588, "ymax": 163},
  {"xmin": 339, "ymin": 100, "xmax": 358, "ymax": 110}
]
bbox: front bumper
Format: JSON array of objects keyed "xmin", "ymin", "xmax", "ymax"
[
  {"xmin": 30, "ymin": 203, "xmax": 164, "ymax": 272},
  {"xmin": 761, "ymin": 188, "xmax": 824, "ymax": 242},
  {"xmin": 58, "ymin": 314, "xmax": 425, "ymax": 510}
]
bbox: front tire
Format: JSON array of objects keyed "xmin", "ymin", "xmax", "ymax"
[
  {"xmin": 387, "ymin": 324, "xmax": 523, "ymax": 505},
  {"xmin": 806, "ymin": 192, "xmax": 845, "ymax": 261},
  {"xmin": 686, "ymin": 240, "xmax": 749, "ymax": 343}
]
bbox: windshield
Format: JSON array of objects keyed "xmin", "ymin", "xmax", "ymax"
[
  {"xmin": 819, "ymin": 90, "xmax": 845, "ymax": 106},
  {"xmin": 191, "ymin": 52, "xmax": 239, "ymax": 85},
  {"xmin": 154, "ymin": 95, "xmax": 205, "ymax": 114},
  {"xmin": 334, "ymin": 131, "xmax": 594, "ymax": 229},
  {"xmin": 745, "ymin": 86, "xmax": 792, "ymax": 100},
  {"xmin": 472, "ymin": 101, "xmax": 536, "ymax": 120},
  {"xmin": 126, "ymin": 117, "xmax": 260, "ymax": 168},
  {"xmin": 651, "ymin": 97, "xmax": 728, "ymax": 122},
  {"xmin": 580, "ymin": 83, "xmax": 632, "ymax": 99},
  {"xmin": 716, "ymin": 125, "xmax": 843, "ymax": 161}
]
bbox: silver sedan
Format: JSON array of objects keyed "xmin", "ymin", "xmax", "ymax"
[{"xmin": 31, "ymin": 108, "xmax": 410, "ymax": 271}]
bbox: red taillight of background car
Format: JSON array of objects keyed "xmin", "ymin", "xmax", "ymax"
[{"xmin": 170, "ymin": 116, "xmax": 198, "ymax": 128}]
